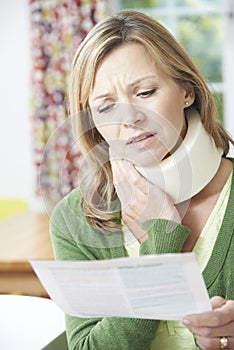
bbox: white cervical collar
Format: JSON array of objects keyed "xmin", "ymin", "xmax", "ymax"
[{"xmin": 135, "ymin": 108, "xmax": 223, "ymax": 204}]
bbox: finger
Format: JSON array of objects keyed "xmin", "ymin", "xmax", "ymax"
[
  {"xmin": 195, "ymin": 335, "xmax": 218, "ymax": 350},
  {"xmin": 195, "ymin": 335, "xmax": 234, "ymax": 350},
  {"xmin": 111, "ymin": 159, "xmax": 136, "ymax": 180},
  {"xmin": 183, "ymin": 300, "xmax": 234, "ymax": 328},
  {"xmin": 122, "ymin": 216, "xmax": 148, "ymax": 241},
  {"xmin": 122, "ymin": 160, "xmax": 148, "ymax": 187},
  {"xmin": 110, "ymin": 158, "xmax": 120, "ymax": 178},
  {"xmin": 111, "ymin": 158, "xmax": 149, "ymax": 191},
  {"xmin": 190, "ymin": 321, "xmax": 234, "ymax": 338},
  {"xmin": 211, "ymin": 296, "xmax": 226, "ymax": 310},
  {"xmin": 183, "ymin": 310, "xmax": 220, "ymax": 329},
  {"xmin": 112, "ymin": 160, "xmax": 150, "ymax": 200},
  {"xmin": 110, "ymin": 159, "xmax": 147, "ymax": 211},
  {"xmin": 110, "ymin": 159, "xmax": 127, "ymax": 184}
]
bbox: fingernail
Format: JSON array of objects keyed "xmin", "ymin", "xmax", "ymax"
[{"xmin": 182, "ymin": 319, "xmax": 191, "ymax": 325}]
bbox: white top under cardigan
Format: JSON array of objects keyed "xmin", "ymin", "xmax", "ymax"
[{"xmin": 122, "ymin": 172, "xmax": 232, "ymax": 350}]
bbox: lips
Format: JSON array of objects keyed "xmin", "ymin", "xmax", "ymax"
[{"xmin": 127, "ymin": 132, "xmax": 156, "ymax": 145}]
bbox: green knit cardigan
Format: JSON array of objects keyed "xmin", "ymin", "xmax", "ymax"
[{"xmin": 50, "ymin": 160, "xmax": 234, "ymax": 350}]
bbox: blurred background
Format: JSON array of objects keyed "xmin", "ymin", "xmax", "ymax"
[
  {"xmin": 1, "ymin": 0, "xmax": 234, "ymax": 217},
  {"xmin": 0, "ymin": 0, "xmax": 233, "ymax": 296}
]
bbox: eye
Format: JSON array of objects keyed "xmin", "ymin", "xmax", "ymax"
[
  {"xmin": 137, "ymin": 88, "xmax": 156, "ymax": 98},
  {"xmin": 98, "ymin": 102, "xmax": 115, "ymax": 114}
]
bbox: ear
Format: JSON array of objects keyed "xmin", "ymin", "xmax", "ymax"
[{"xmin": 183, "ymin": 84, "xmax": 195, "ymax": 108}]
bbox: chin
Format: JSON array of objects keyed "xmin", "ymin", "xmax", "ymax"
[{"xmin": 127, "ymin": 153, "xmax": 162, "ymax": 168}]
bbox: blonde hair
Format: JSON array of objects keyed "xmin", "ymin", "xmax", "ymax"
[{"xmin": 69, "ymin": 10, "xmax": 233, "ymax": 233}]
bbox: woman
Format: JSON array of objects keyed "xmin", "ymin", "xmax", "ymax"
[{"xmin": 50, "ymin": 10, "xmax": 234, "ymax": 350}]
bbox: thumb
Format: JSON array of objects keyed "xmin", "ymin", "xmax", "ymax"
[{"xmin": 210, "ymin": 296, "xmax": 226, "ymax": 310}]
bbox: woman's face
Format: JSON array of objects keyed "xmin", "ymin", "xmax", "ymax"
[{"xmin": 88, "ymin": 43, "xmax": 194, "ymax": 167}]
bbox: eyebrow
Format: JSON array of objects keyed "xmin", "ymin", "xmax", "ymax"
[
  {"xmin": 92, "ymin": 93, "xmax": 111, "ymax": 102},
  {"xmin": 91, "ymin": 75, "xmax": 156, "ymax": 102},
  {"xmin": 130, "ymin": 75, "xmax": 156, "ymax": 86}
]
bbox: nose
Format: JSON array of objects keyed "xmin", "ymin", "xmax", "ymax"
[{"xmin": 120, "ymin": 103, "xmax": 146, "ymax": 127}]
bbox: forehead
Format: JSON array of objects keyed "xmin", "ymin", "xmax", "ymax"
[
  {"xmin": 95, "ymin": 43, "xmax": 156, "ymax": 80},
  {"xmin": 89, "ymin": 43, "xmax": 162, "ymax": 101}
]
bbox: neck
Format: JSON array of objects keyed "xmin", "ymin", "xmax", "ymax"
[{"xmin": 177, "ymin": 157, "xmax": 233, "ymax": 252}]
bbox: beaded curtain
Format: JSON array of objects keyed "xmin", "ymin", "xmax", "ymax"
[{"xmin": 29, "ymin": 0, "xmax": 107, "ymax": 212}]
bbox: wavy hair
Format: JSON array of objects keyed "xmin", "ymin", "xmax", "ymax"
[{"xmin": 69, "ymin": 10, "xmax": 233, "ymax": 233}]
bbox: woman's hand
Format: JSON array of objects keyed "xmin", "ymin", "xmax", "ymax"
[
  {"xmin": 182, "ymin": 296, "xmax": 234, "ymax": 349},
  {"xmin": 110, "ymin": 157, "xmax": 181, "ymax": 242}
]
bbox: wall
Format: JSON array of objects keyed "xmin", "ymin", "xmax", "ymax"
[{"xmin": 0, "ymin": 0, "xmax": 34, "ymax": 203}]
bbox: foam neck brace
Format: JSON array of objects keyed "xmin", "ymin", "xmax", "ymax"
[{"xmin": 135, "ymin": 108, "xmax": 223, "ymax": 204}]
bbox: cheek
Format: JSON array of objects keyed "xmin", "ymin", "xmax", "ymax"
[
  {"xmin": 156, "ymin": 95, "xmax": 186, "ymax": 136},
  {"xmin": 96, "ymin": 124, "xmax": 128, "ymax": 159},
  {"xmin": 96, "ymin": 124, "xmax": 119, "ymax": 144}
]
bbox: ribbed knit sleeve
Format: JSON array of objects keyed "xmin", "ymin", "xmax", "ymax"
[
  {"xmin": 140, "ymin": 219, "xmax": 190, "ymax": 255},
  {"xmin": 50, "ymin": 191, "xmax": 159, "ymax": 350}
]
